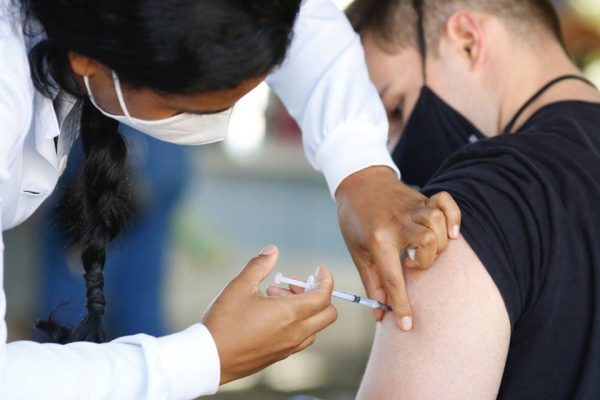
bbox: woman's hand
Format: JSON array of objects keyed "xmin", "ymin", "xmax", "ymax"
[
  {"xmin": 203, "ymin": 245, "xmax": 337, "ymax": 385},
  {"xmin": 335, "ymin": 166, "xmax": 461, "ymax": 331}
]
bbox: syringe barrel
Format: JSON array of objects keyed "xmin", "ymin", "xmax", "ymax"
[
  {"xmin": 332, "ymin": 290, "xmax": 356, "ymax": 303},
  {"xmin": 359, "ymin": 298, "xmax": 382, "ymax": 309}
]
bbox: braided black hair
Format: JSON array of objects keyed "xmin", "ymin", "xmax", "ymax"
[
  {"xmin": 20, "ymin": 0, "xmax": 302, "ymax": 343},
  {"xmin": 36, "ymin": 99, "xmax": 130, "ymax": 343}
]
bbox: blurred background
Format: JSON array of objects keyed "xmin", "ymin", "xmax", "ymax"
[{"xmin": 3, "ymin": 1, "xmax": 600, "ymax": 399}]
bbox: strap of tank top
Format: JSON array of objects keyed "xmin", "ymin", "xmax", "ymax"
[{"xmin": 502, "ymin": 75, "xmax": 597, "ymax": 134}]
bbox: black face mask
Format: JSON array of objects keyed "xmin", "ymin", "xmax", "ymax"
[
  {"xmin": 391, "ymin": 74, "xmax": 595, "ymax": 188},
  {"xmin": 391, "ymin": 86, "xmax": 485, "ymax": 187}
]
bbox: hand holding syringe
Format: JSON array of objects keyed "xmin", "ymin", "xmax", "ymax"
[{"xmin": 274, "ymin": 272, "xmax": 392, "ymax": 312}]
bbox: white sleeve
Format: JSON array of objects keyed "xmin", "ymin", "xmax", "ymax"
[
  {"xmin": 0, "ymin": 225, "xmax": 221, "ymax": 399},
  {"xmin": 267, "ymin": 0, "xmax": 400, "ymax": 197}
]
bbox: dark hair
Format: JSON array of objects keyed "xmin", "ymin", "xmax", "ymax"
[
  {"xmin": 21, "ymin": 0, "xmax": 301, "ymax": 343},
  {"xmin": 346, "ymin": 0, "xmax": 563, "ymax": 53}
]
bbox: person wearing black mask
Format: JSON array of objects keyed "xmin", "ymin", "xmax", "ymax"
[
  {"xmin": 347, "ymin": 0, "xmax": 600, "ymax": 399},
  {"xmin": 351, "ymin": 0, "xmax": 594, "ymax": 188}
]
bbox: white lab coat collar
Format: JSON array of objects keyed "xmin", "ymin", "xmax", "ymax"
[
  {"xmin": 33, "ymin": 90, "xmax": 60, "ymax": 170},
  {"xmin": 31, "ymin": 86, "xmax": 80, "ymax": 177}
]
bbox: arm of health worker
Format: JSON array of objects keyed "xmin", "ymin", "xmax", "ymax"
[
  {"xmin": 267, "ymin": 0, "xmax": 462, "ymax": 329},
  {"xmin": 1, "ymin": 222, "xmax": 217, "ymax": 400},
  {"xmin": 0, "ymin": 239, "xmax": 336, "ymax": 399}
]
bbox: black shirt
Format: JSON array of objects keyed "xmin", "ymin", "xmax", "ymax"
[{"xmin": 422, "ymin": 102, "xmax": 600, "ymax": 400}]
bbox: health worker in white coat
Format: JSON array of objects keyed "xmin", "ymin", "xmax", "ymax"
[{"xmin": 0, "ymin": 0, "xmax": 461, "ymax": 398}]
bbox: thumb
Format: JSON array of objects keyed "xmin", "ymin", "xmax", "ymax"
[
  {"xmin": 314, "ymin": 265, "xmax": 334, "ymax": 294},
  {"xmin": 238, "ymin": 245, "xmax": 280, "ymax": 285},
  {"xmin": 315, "ymin": 265, "xmax": 334, "ymax": 286},
  {"xmin": 427, "ymin": 191, "xmax": 462, "ymax": 239}
]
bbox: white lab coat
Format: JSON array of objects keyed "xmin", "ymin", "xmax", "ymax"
[{"xmin": 0, "ymin": 0, "xmax": 396, "ymax": 398}]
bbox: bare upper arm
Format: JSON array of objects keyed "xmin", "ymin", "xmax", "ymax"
[{"xmin": 357, "ymin": 237, "xmax": 511, "ymax": 400}]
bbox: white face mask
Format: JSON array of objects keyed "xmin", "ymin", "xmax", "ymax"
[{"xmin": 83, "ymin": 71, "xmax": 232, "ymax": 146}]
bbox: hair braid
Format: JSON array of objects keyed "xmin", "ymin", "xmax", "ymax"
[{"xmin": 36, "ymin": 99, "xmax": 133, "ymax": 344}]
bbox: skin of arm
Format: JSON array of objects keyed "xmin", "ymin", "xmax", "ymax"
[{"xmin": 357, "ymin": 236, "xmax": 511, "ymax": 400}]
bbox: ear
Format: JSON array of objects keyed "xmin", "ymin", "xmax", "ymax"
[
  {"xmin": 444, "ymin": 11, "xmax": 486, "ymax": 69},
  {"xmin": 68, "ymin": 52, "xmax": 102, "ymax": 77}
]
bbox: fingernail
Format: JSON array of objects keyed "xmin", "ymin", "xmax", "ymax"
[
  {"xmin": 452, "ymin": 225, "xmax": 460, "ymax": 239},
  {"xmin": 315, "ymin": 265, "xmax": 328, "ymax": 281},
  {"xmin": 407, "ymin": 248, "xmax": 416, "ymax": 261},
  {"xmin": 400, "ymin": 316, "xmax": 413, "ymax": 331},
  {"xmin": 260, "ymin": 245, "xmax": 277, "ymax": 256},
  {"xmin": 306, "ymin": 275, "xmax": 317, "ymax": 292}
]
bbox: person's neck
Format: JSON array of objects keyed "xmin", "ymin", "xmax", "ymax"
[{"xmin": 497, "ymin": 41, "xmax": 600, "ymax": 134}]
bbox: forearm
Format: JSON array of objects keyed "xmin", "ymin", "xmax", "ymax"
[{"xmin": 0, "ymin": 324, "xmax": 220, "ymax": 400}]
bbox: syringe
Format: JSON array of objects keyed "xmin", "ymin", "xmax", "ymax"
[{"xmin": 274, "ymin": 272, "xmax": 392, "ymax": 312}]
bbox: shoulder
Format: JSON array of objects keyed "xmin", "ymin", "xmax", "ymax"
[
  {"xmin": 426, "ymin": 116, "xmax": 597, "ymax": 230},
  {"xmin": 426, "ymin": 130, "xmax": 564, "ymax": 228},
  {"xmin": 425, "ymin": 135, "xmax": 552, "ymax": 241},
  {"xmin": 439, "ymin": 104, "xmax": 600, "ymax": 181}
]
